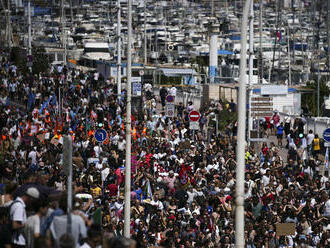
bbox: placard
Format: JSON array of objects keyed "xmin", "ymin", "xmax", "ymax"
[
  {"xmin": 276, "ymin": 223, "xmax": 295, "ymax": 236},
  {"xmin": 179, "ymin": 140, "xmax": 191, "ymax": 150}
]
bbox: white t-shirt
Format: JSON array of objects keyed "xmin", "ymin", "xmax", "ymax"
[
  {"xmin": 10, "ymin": 197, "xmax": 27, "ymax": 245},
  {"xmin": 50, "ymin": 214, "xmax": 87, "ymax": 248},
  {"xmin": 101, "ymin": 168, "xmax": 110, "ymax": 182},
  {"xmin": 187, "ymin": 191, "xmax": 196, "ymax": 203},
  {"xmin": 150, "ymin": 200, "xmax": 164, "ymax": 210},
  {"xmin": 28, "ymin": 150, "xmax": 37, "ymax": 164},
  {"xmin": 169, "ymin": 87, "xmax": 177, "ymax": 96},
  {"xmin": 118, "ymin": 140, "xmax": 126, "ymax": 151},
  {"xmin": 25, "ymin": 214, "xmax": 40, "ymax": 248},
  {"xmin": 114, "ymin": 201, "xmax": 124, "ymax": 211},
  {"xmin": 80, "ymin": 243, "xmax": 92, "ymax": 248},
  {"xmin": 307, "ymin": 133, "xmax": 315, "ymax": 146},
  {"xmin": 93, "ymin": 146, "xmax": 102, "ymax": 158},
  {"xmin": 262, "ymin": 175, "xmax": 270, "ymax": 186}
]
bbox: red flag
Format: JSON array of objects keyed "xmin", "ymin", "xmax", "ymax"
[
  {"xmin": 179, "ymin": 164, "xmax": 191, "ymax": 188},
  {"xmin": 276, "ymin": 31, "xmax": 282, "ymax": 42}
]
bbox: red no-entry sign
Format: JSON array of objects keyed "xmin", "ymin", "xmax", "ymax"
[{"xmin": 189, "ymin": 111, "xmax": 200, "ymax": 122}]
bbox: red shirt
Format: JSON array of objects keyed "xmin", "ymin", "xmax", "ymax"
[{"xmin": 106, "ymin": 183, "xmax": 118, "ymax": 197}]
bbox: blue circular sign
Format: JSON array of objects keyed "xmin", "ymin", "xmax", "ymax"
[
  {"xmin": 323, "ymin": 128, "xmax": 330, "ymax": 142},
  {"xmin": 95, "ymin": 129, "xmax": 107, "ymax": 143},
  {"xmin": 166, "ymin": 95, "xmax": 174, "ymax": 103}
]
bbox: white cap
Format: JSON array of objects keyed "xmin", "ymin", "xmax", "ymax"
[{"xmin": 25, "ymin": 187, "xmax": 40, "ymax": 199}]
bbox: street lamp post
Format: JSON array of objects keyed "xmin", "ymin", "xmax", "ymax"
[
  {"xmin": 235, "ymin": 0, "xmax": 251, "ymax": 247},
  {"xmin": 28, "ymin": 0, "xmax": 32, "ymax": 73},
  {"xmin": 117, "ymin": 0, "xmax": 122, "ymax": 98},
  {"xmin": 247, "ymin": 0, "xmax": 254, "ymax": 143},
  {"xmin": 124, "ymin": 0, "xmax": 132, "ymax": 238}
]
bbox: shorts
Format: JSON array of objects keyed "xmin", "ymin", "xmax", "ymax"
[{"xmin": 277, "ymin": 134, "xmax": 283, "ymax": 139}]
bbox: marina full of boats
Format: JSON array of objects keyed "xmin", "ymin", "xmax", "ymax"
[{"xmin": 0, "ymin": 0, "xmax": 329, "ymax": 86}]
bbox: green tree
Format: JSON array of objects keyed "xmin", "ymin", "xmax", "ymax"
[
  {"xmin": 302, "ymin": 79, "xmax": 330, "ymax": 116},
  {"xmin": 31, "ymin": 47, "xmax": 50, "ymax": 75},
  {"xmin": 10, "ymin": 46, "xmax": 50, "ymax": 75}
]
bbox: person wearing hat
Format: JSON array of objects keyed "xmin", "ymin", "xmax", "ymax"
[{"xmin": 10, "ymin": 187, "xmax": 40, "ymax": 247}]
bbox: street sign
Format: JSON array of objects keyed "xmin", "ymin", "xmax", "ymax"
[
  {"xmin": 189, "ymin": 111, "xmax": 200, "ymax": 122},
  {"xmin": 166, "ymin": 95, "xmax": 175, "ymax": 103},
  {"xmin": 251, "ymin": 102, "xmax": 273, "ymax": 106},
  {"xmin": 251, "ymin": 107, "xmax": 274, "ymax": 111},
  {"xmin": 95, "ymin": 129, "xmax": 107, "ymax": 143},
  {"xmin": 189, "ymin": 121, "xmax": 199, "ymax": 130},
  {"xmin": 133, "ymin": 82, "xmax": 142, "ymax": 96},
  {"xmin": 251, "ymin": 112, "xmax": 273, "ymax": 117},
  {"xmin": 252, "ymin": 97, "xmax": 272, "ymax": 101},
  {"xmin": 323, "ymin": 128, "xmax": 330, "ymax": 142},
  {"xmin": 131, "ymin": 77, "xmax": 142, "ymax": 82},
  {"xmin": 251, "ymin": 95, "xmax": 274, "ymax": 118},
  {"xmin": 166, "ymin": 104, "xmax": 175, "ymax": 117}
]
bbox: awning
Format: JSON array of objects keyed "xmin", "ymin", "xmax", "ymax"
[
  {"xmin": 199, "ymin": 49, "xmax": 234, "ymax": 56},
  {"xmin": 218, "ymin": 49, "xmax": 234, "ymax": 55},
  {"xmin": 159, "ymin": 68, "xmax": 197, "ymax": 77},
  {"xmin": 230, "ymin": 36, "xmax": 241, "ymax": 41}
]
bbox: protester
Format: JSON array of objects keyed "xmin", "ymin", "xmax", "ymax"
[
  {"xmin": 0, "ymin": 53, "xmax": 329, "ymax": 248},
  {"xmin": 11, "ymin": 187, "xmax": 40, "ymax": 247}
]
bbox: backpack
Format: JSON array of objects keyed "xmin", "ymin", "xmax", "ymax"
[{"xmin": 0, "ymin": 200, "xmax": 21, "ymax": 244}]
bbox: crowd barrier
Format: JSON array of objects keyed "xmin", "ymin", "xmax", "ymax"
[{"xmin": 280, "ymin": 112, "xmax": 330, "ymax": 137}]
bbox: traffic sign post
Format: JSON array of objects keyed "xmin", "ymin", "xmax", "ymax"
[
  {"xmin": 189, "ymin": 111, "xmax": 200, "ymax": 141},
  {"xmin": 95, "ymin": 129, "xmax": 107, "ymax": 143},
  {"xmin": 165, "ymin": 95, "xmax": 175, "ymax": 118},
  {"xmin": 323, "ymin": 128, "xmax": 330, "ymax": 142},
  {"xmin": 166, "ymin": 95, "xmax": 175, "ymax": 103},
  {"xmin": 189, "ymin": 121, "xmax": 199, "ymax": 130},
  {"xmin": 166, "ymin": 104, "xmax": 175, "ymax": 117},
  {"xmin": 132, "ymin": 82, "xmax": 142, "ymax": 96},
  {"xmin": 323, "ymin": 128, "xmax": 330, "ymax": 170},
  {"xmin": 189, "ymin": 111, "xmax": 200, "ymax": 122}
]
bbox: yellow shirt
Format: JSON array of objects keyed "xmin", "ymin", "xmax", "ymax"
[
  {"xmin": 91, "ymin": 186, "xmax": 102, "ymax": 197},
  {"xmin": 313, "ymin": 138, "xmax": 320, "ymax": 151}
]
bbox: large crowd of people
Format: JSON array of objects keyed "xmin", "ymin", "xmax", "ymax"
[{"xmin": 0, "ymin": 52, "xmax": 329, "ymax": 248}]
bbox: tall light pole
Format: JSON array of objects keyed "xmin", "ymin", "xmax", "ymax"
[
  {"xmin": 144, "ymin": 2, "xmax": 147, "ymax": 65},
  {"xmin": 247, "ymin": 0, "xmax": 253, "ymax": 142},
  {"xmin": 248, "ymin": 0, "xmax": 253, "ymax": 86},
  {"xmin": 317, "ymin": 40, "xmax": 321, "ymax": 117},
  {"xmin": 287, "ymin": 27, "xmax": 292, "ymax": 86},
  {"xmin": 258, "ymin": 0, "xmax": 263, "ymax": 84},
  {"xmin": 235, "ymin": 1, "xmax": 250, "ymax": 247},
  {"xmin": 28, "ymin": 0, "xmax": 32, "ymax": 73},
  {"xmin": 124, "ymin": 0, "xmax": 132, "ymax": 238},
  {"xmin": 327, "ymin": 0, "xmax": 330, "ymax": 79},
  {"xmin": 117, "ymin": 0, "xmax": 122, "ymax": 98},
  {"xmin": 61, "ymin": 0, "xmax": 67, "ymax": 65}
]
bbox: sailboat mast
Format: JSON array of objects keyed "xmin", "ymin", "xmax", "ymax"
[{"xmin": 259, "ymin": 0, "xmax": 263, "ymax": 84}]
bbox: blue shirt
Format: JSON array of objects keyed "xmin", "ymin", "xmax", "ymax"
[{"xmin": 277, "ymin": 126, "xmax": 284, "ymax": 135}]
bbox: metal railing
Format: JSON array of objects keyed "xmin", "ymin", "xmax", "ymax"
[{"xmin": 280, "ymin": 112, "xmax": 330, "ymax": 136}]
